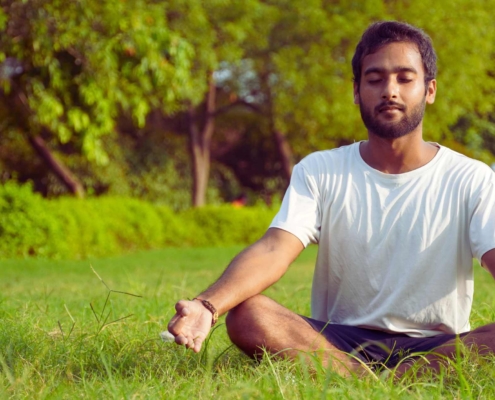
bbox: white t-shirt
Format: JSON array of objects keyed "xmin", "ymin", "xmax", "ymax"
[{"xmin": 270, "ymin": 142, "xmax": 495, "ymax": 337}]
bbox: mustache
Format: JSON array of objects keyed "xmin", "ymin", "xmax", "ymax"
[{"xmin": 375, "ymin": 101, "xmax": 406, "ymax": 112}]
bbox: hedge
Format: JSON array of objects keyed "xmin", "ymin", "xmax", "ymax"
[{"xmin": 0, "ymin": 182, "xmax": 278, "ymax": 260}]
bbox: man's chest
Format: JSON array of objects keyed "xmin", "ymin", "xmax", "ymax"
[{"xmin": 319, "ymin": 173, "xmax": 470, "ymax": 254}]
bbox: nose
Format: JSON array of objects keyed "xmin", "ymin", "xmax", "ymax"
[{"xmin": 381, "ymin": 78, "xmax": 398, "ymax": 100}]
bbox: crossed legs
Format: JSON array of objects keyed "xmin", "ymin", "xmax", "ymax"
[
  {"xmin": 396, "ymin": 322, "xmax": 495, "ymax": 377},
  {"xmin": 226, "ymin": 295, "xmax": 495, "ymax": 378},
  {"xmin": 225, "ymin": 294, "xmax": 363, "ymax": 376}
]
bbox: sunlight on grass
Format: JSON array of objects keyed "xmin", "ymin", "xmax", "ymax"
[{"xmin": 0, "ymin": 247, "xmax": 494, "ymax": 398}]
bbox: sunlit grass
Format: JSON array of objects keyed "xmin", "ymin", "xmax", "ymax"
[{"xmin": 0, "ymin": 246, "xmax": 494, "ymax": 398}]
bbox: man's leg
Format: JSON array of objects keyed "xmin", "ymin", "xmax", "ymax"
[
  {"xmin": 396, "ymin": 323, "xmax": 495, "ymax": 376},
  {"xmin": 225, "ymin": 294, "xmax": 364, "ymax": 377}
]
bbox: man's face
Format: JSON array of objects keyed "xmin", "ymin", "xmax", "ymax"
[{"xmin": 353, "ymin": 42, "xmax": 436, "ymax": 139}]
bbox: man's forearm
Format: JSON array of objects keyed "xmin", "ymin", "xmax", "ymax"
[{"xmin": 196, "ymin": 228, "xmax": 304, "ymax": 316}]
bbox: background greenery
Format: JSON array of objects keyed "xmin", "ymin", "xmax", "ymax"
[
  {"xmin": 1, "ymin": 247, "xmax": 494, "ymax": 399},
  {"xmin": 0, "ymin": 182, "xmax": 277, "ymax": 259},
  {"xmin": 1, "ymin": 0, "xmax": 495, "ymax": 207}
]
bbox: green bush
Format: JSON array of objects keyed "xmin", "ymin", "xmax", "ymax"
[
  {"xmin": 0, "ymin": 183, "xmax": 277, "ymax": 259},
  {"xmin": 0, "ymin": 182, "xmax": 65, "ymax": 258},
  {"xmin": 180, "ymin": 205, "xmax": 277, "ymax": 246}
]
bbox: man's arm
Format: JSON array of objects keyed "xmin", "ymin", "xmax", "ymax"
[
  {"xmin": 481, "ymin": 248, "xmax": 495, "ymax": 280},
  {"xmin": 167, "ymin": 227, "xmax": 305, "ymax": 352}
]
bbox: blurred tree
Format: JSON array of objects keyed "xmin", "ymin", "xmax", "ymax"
[
  {"xmin": 150, "ymin": 0, "xmax": 495, "ymax": 204},
  {"xmin": 2, "ymin": 0, "xmax": 495, "ymax": 205},
  {"xmin": 164, "ymin": 0, "xmax": 272, "ymax": 206},
  {"xmin": 0, "ymin": 0, "xmax": 195, "ymax": 197}
]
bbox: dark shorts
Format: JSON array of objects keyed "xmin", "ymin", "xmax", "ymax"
[{"xmin": 302, "ymin": 316, "xmax": 469, "ymax": 369}]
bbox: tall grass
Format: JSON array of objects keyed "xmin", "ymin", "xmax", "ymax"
[{"xmin": 0, "ymin": 246, "xmax": 494, "ymax": 398}]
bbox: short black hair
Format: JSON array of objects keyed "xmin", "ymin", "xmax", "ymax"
[{"xmin": 352, "ymin": 21, "xmax": 437, "ymax": 89}]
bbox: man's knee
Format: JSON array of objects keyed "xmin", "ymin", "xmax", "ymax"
[
  {"xmin": 226, "ymin": 295, "xmax": 267, "ymax": 338},
  {"xmin": 225, "ymin": 294, "xmax": 277, "ymax": 357},
  {"xmin": 464, "ymin": 322, "xmax": 495, "ymax": 354},
  {"xmin": 470, "ymin": 322, "xmax": 495, "ymax": 335}
]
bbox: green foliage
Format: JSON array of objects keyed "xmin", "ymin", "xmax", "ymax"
[
  {"xmin": 1, "ymin": 0, "xmax": 195, "ymax": 163},
  {"xmin": 0, "ymin": 183, "xmax": 277, "ymax": 259},
  {"xmin": 2, "ymin": 1, "xmax": 495, "ymax": 203},
  {"xmin": 181, "ymin": 204, "xmax": 277, "ymax": 247},
  {"xmin": 0, "ymin": 181, "xmax": 62, "ymax": 257},
  {"xmin": 166, "ymin": 0, "xmax": 271, "ymax": 94}
]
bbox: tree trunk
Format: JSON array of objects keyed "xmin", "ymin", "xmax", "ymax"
[
  {"xmin": 10, "ymin": 88, "xmax": 85, "ymax": 198},
  {"xmin": 28, "ymin": 134, "xmax": 85, "ymax": 198},
  {"xmin": 188, "ymin": 76, "xmax": 216, "ymax": 207},
  {"xmin": 273, "ymin": 129, "xmax": 293, "ymax": 184},
  {"xmin": 260, "ymin": 68, "xmax": 294, "ymax": 185}
]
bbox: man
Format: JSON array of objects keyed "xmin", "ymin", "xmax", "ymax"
[{"xmin": 167, "ymin": 21, "xmax": 495, "ymax": 375}]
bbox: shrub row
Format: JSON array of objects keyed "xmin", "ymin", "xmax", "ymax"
[{"xmin": 0, "ymin": 182, "xmax": 278, "ymax": 259}]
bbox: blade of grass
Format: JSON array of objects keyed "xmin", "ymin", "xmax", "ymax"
[
  {"xmin": 0, "ymin": 352, "xmax": 14, "ymax": 385},
  {"xmin": 90, "ymin": 265, "xmax": 110, "ymax": 291},
  {"xmin": 89, "ymin": 303, "xmax": 100, "ymax": 323},
  {"xmin": 110, "ymin": 289, "xmax": 142, "ymax": 298},
  {"xmin": 100, "ymin": 314, "xmax": 135, "ymax": 332},
  {"xmin": 100, "ymin": 291, "xmax": 112, "ymax": 322}
]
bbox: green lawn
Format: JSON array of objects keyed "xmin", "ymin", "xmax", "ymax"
[{"xmin": 0, "ymin": 246, "xmax": 494, "ymax": 399}]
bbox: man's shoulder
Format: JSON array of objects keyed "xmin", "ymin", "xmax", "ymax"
[
  {"xmin": 298, "ymin": 143, "xmax": 359, "ymax": 171},
  {"xmin": 436, "ymin": 145, "xmax": 495, "ymax": 193},
  {"xmin": 438, "ymin": 144, "xmax": 493, "ymax": 176}
]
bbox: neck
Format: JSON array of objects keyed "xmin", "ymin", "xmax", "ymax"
[{"xmin": 360, "ymin": 128, "xmax": 438, "ymax": 174}]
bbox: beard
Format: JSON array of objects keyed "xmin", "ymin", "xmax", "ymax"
[{"xmin": 359, "ymin": 97, "xmax": 426, "ymax": 139}]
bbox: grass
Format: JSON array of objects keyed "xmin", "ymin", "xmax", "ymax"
[{"xmin": 0, "ymin": 246, "xmax": 495, "ymax": 399}]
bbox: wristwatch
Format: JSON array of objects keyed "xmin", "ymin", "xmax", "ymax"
[{"xmin": 193, "ymin": 298, "xmax": 219, "ymax": 326}]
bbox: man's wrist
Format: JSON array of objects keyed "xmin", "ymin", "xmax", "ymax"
[{"xmin": 193, "ymin": 298, "xmax": 219, "ymax": 326}]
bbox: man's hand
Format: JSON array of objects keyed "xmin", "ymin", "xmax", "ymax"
[
  {"xmin": 166, "ymin": 228, "xmax": 304, "ymax": 353},
  {"xmin": 167, "ymin": 299, "xmax": 212, "ymax": 353}
]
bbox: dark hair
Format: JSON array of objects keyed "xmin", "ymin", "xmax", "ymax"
[{"xmin": 352, "ymin": 21, "xmax": 437, "ymax": 89}]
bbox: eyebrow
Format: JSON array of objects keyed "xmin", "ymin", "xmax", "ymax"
[{"xmin": 363, "ymin": 66, "xmax": 418, "ymax": 76}]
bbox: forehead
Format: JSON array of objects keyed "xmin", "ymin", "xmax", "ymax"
[{"xmin": 361, "ymin": 42, "xmax": 424, "ymax": 76}]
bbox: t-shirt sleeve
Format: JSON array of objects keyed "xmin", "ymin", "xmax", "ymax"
[
  {"xmin": 469, "ymin": 173, "xmax": 495, "ymax": 262},
  {"xmin": 269, "ymin": 163, "xmax": 321, "ymax": 247}
]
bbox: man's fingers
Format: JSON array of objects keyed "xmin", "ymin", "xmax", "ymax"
[
  {"xmin": 167, "ymin": 316, "xmax": 183, "ymax": 335},
  {"xmin": 192, "ymin": 337, "xmax": 204, "ymax": 353},
  {"xmin": 174, "ymin": 334, "xmax": 203, "ymax": 353},
  {"xmin": 167, "ymin": 299, "xmax": 208, "ymax": 352},
  {"xmin": 168, "ymin": 300, "xmax": 193, "ymax": 335},
  {"xmin": 175, "ymin": 334, "xmax": 188, "ymax": 346},
  {"xmin": 172, "ymin": 333, "xmax": 204, "ymax": 352},
  {"xmin": 174, "ymin": 300, "xmax": 191, "ymax": 316}
]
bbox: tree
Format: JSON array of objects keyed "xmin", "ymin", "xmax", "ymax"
[
  {"xmin": 2, "ymin": 0, "xmax": 495, "ymax": 205},
  {"xmin": 165, "ymin": 0, "xmax": 272, "ymax": 206},
  {"xmin": 0, "ymin": 0, "xmax": 195, "ymax": 196},
  {"xmin": 168, "ymin": 0, "xmax": 495, "ymax": 204}
]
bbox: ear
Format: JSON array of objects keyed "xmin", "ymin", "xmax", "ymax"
[
  {"xmin": 426, "ymin": 79, "xmax": 437, "ymax": 104},
  {"xmin": 353, "ymin": 82, "xmax": 359, "ymax": 105}
]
